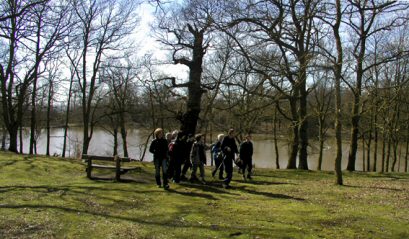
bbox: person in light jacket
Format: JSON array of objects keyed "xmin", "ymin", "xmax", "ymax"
[
  {"xmin": 190, "ymin": 134, "xmax": 207, "ymax": 184},
  {"xmin": 211, "ymin": 134, "xmax": 225, "ymax": 180}
]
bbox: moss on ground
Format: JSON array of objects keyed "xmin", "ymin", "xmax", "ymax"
[{"xmin": 0, "ymin": 151, "xmax": 408, "ymax": 238}]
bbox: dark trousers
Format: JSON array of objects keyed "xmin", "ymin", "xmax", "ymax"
[
  {"xmin": 223, "ymin": 156, "xmax": 233, "ymax": 185},
  {"xmin": 242, "ymin": 157, "xmax": 253, "ymax": 176},
  {"xmin": 167, "ymin": 158, "xmax": 174, "ymax": 179},
  {"xmin": 154, "ymin": 158, "xmax": 168, "ymax": 186},
  {"xmin": 212, "ymin": 154, "xmax": 224, "ymax": 178},
  {"xmin": 181, "ymin": 157, "xmax": 192, "ymax": 176},
  {"xmin": 173, "ymin": 159, "xmax": 182, "ymax": 182}
]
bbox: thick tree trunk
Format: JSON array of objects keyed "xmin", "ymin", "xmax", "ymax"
[
  {"xmin": 347, "ymin": 11, "xmax": 366, "ymax": 171},
  {"xmin": 180, "ymin": 108, "xmax": 201, "ymax": 136},
  {"xmin": 287, "ymin": 123, "xmax": 298, "ymax": 169},
  {"xmin": 29, "ymin": 78, "xmax": 37, "ymax": 155},
  {"xmin": 362, "ymin": 136, "xmax": 365, "ymax": 172},
  {"xmin": 19, "ymin": 126, "xmax": 23, "ymax": 154},
  {"xmin": 373, "ymin": 117, "xmax": 378, "ymax": 172},
  {"xmin": 177, "ymin": 27, "xmax": 205, "ymax": 136},
  {"xmin": 62, "ymin": 78, "xmax": 73, "ymax": 158},
  {"xmin": 333, "ymin": 0, "xmax": 343, "ymax": 185},
  {"xmin": 317, "ymin": 138, "xmax": 324, "ymax": 171},
  {"xmin": 391, "ymin": 140, "xmax": 398, "ymax": 172},
  {"xmin": 120, "ymin": 121, "xmax": 128, "ymax": 158},
  {"xmin": 367, "ymin": 119, "xmax": 372, "ymax": 172},
  {"xmin": 46, "ymin": 81, "xmax": 53, "ymax": 156},
  {"xmin": 347, "ymin": 112, "xmax": 360, "ymax": 171},
  {"xmin": 82, "ymin": 105, "xmax": 91, "ymax": 155},
  {"xmin": 386, "ymin": 135, "xmax": 391, "ymax": 173},
  {"xmin": 273, "ymin": 110, "xmax": 280, "ymax": 169},
  {"xmin": 113, "ymin": 127, "xmax": 118, "ymax": 156},
  {"xmin": 8, "ymin": 126, "xmax": 18, "ymax": 153},
  {"xmin": 405, "ymin": 143, "xmax": 408, "ymax": 173},
  {"xmin": 287, "ymin": 98, "xmax": 298, "ymax": 169},
  {"xmin": 1, "ymin": 127, "xmax": 6, "ymax": 150},
  {"xmin": 298, "ymin": 78, "xmax": 309, "ymax": 170},
  {"xmin": 381, "ymin": 131, "xmax": 386, "ymax": 173},
  {"xmin": 404, "ymin": 119, "xmax": 409, "ymax": 173}
]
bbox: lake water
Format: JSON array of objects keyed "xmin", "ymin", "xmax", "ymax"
[{"xmin": 14, "ymin": 127, "xmax": 408, "ymax": 172}]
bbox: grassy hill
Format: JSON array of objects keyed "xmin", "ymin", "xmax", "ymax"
[{"xmin": 0, "ymin": 152, "xmax": 408, "ymax": 239}]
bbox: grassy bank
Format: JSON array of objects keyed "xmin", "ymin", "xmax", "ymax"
[{"xmin": 0, "ymin": 152, "xmax": 408, "ymax": 239}]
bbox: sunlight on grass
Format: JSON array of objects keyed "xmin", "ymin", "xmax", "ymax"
[{"xmin": 0, "ymin": 151, "xmax": 408, "ymax": 238}]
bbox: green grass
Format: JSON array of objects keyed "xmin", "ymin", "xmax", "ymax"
[{"xmin": 0, "ymin": 152, "xmax": 408, "ymax": 239}]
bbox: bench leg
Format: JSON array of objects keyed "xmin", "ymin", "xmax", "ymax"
[
  {"xmin": 115, "ymin": 156, "xmax": 121, "ymax": 181},
  {"xmin": 87, "ymin": 159, "xmax": 92, "ymax": 179}
]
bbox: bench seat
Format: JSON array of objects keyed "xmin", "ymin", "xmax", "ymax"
[{"xmin": 82, "ymin": 154, "xmax": 140, "ymax": 181}]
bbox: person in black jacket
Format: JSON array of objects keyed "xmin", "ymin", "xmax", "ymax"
[
  {"xmin": 220, "ymin": 129, "xmax": 238, "ymax": 188},
  {"xmin": 240, "ymin": 134, "xmax": 254, "ymax": 180},
  {"xmin": 169, "ymin": 131, "xmax": 184, "ymax": 183},
  {"xmin": 149, "ymin": 128, "xmax": 169, "ymax": 190},
  {"xmin": 180, "ymin": 134, "xmax": 194, "ymax": 181}
]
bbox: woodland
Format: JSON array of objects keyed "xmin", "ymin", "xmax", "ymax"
[{"xmin": 1, "ymin": 0, "xmax": 409, "ymax": 185}]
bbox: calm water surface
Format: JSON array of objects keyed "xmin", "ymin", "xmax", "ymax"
[{"xmin": 16, "ymin": 127, "xmax": 407, "ymax": 172}]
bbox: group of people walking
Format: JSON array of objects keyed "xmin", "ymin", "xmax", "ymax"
[{"xmin": 149, "ymin": 128, "xmax": 253, "ymax": 190}]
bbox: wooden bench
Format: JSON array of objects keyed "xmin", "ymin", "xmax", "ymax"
[{"xmin": 82, "ymin": 154, "xmax": 140, "ymax": 181}]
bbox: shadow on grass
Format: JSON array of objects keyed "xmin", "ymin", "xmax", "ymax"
[
  {"xmin": 0, "ymin": 183, "xmax": 161, "ymax": 200},
  {"xmin": 0, "ymin": 160, "xmax": 19, "ymax": 168},
  {"xmin": 233, "ymin": 185, "xmax": 305, "ymax": 201},
  {"xmin": 166, "ymin": 188, "xmax": 218, "ymax": 200},
  {"xmin": 178, "ymin": 181, "xmax": 239, "ymax": 196},
  {"xmin": 342, "ymin": 171, "xmax": 409, "ymax": 180},
  {"xmin": 343, "ymin": 184, "xmax": 404, "ymax": 192},
  {"xmin": 88, "ymin": 176, "xmax": 151, "ymax": 184},
  {"xmin": 238, "ymin": 179, "xmax": 293, "ymax": 186},
  {"xmin": 0, "ymin": 203, "xmax": 292, "ymax": 239}
]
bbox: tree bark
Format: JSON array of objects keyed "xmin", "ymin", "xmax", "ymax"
[
  {"xmin": 347, "ymin": 102, "xmax": 360, "ymax": 171},
  {"xmin": 298, "ymin": 72, "xmax": 309, "ymax": 170},
  {"xmin": 381, "ymin": 131, "xmax": 386, "ymax": 173},
  {"xmin": 333, "ymin": 0, "xmax": 343, "ymax": 184},
  {"xmin": 177, "ymin": 26, "xmax": 206, "ymax": 136},
  {"xmin": 46, "ymin": 80, "xmax": 53, "ymax": 156},
  {"xmin": 273, "ymin": 109, "xmax": 280, "ymax": 169},
  {"xmin": 120, "ymin": 117, "xmax": 128, "ymax": 158},
  {"xmin": 287, "ymin": 99, "xmax": 298, "ymax": 169}
]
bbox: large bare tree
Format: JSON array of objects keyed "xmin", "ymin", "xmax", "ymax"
[
  {"xmin": 154, "ymin": 0, "xmax": 220, "ymax": 136},
  {"xmin": 68, "ymin": 0, "xmax": 138, "ymax": 155}
]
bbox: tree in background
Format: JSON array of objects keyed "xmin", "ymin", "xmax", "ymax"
[
  {"xmin": 344, "ymin": 0, "xmax": 409, "ymax": 171},
  {"xmin": 0, "ymin": 0, "xmax": 69, "ymax": 153},
  {"xmin": 100, "ymin": 58, "xmax": 140, "ymax": 157},
  {"xmin": 68, "ymin": 0, "xmax": 138, "ymax": 155}
]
